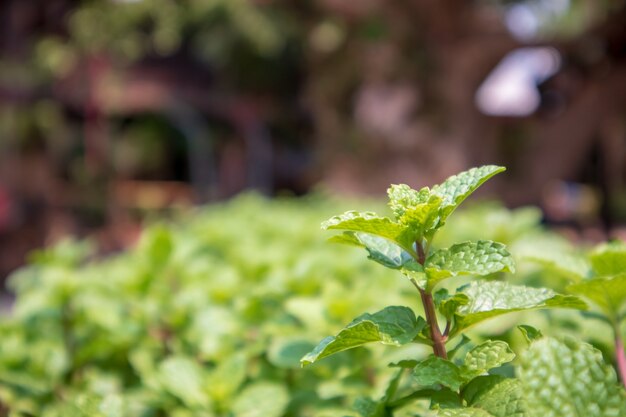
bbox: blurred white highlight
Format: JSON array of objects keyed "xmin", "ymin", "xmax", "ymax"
[{"xmin": 475, "ymin": 47, "xmax": 561, "ymax": 117}]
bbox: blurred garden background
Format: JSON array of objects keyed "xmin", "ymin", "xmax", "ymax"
[
  {"xmin": 1, "ymin": 1, "xmax": 626, "ymax": 416},
  {"xmin": 0, "ymin": 0, "xmax": 624, "ymax": 279}
]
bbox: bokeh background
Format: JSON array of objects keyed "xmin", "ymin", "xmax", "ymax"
[{"xmin": 1, "ymin": 0, "xmax": 626, "ymax": 279}]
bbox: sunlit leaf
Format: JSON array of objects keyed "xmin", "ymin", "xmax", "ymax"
[
  {"xmin": 590, "ymin": 241, "xmax": 626, "ymax": 277},
  {"xmin": 461, "ymin": 341, "xmax": 515, "ymax": 380},
  {"xmin": 158, "ymin": 356, "xmax": 210, "ymax": 408},
  {"xmin": 358, "ymin": 233, "xmax": 420, "ymax": 271},
  {"xmin": 518, "ymin": 337, "xmax": 626, "ymax": 417},
  {"xmin": 437, "ymin": 407, "xmax": 496, "ymax": 417},
  {"xmin": 451, "ymin": 281, "xmax": 587, "ymax": 336},
  {"xmin": 322, "ymin": 211, "xmax": 415, "ymax": 254},
  {"xmin": 463, "ymin": 375, "xmax": 525, "ymax": 417},
  {"xmin": 301, "ymin": 306, "xmax": 425, "ymax": 366},
  {"xmin": 397, "ymin": 194, "xmax": 444, "ymax": 236},
  {"xmin": 567, "ymin": 274, "xmax": 626, "ymax": 317},
  {"xmin": 432, "ymin": 165, "xmax": 505, "ymax": 220},
  {"xmin": 231, "ymin": 382, "xmax": 289, "ymax": 417},
  {"xmin": 515, "ymin": 235, "xmax": 590, "ymax": 280},
  {"xmin": 425, "ymin": 241, "xmax": 515, "ymax": 289},
  {"xmin": 387, "ymin": 184, "xmax": 431, "ymax": 218}
]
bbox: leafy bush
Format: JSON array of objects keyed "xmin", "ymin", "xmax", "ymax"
[
  {"xmin": 303, "ymin": 166, "xmax": 626, "ymax": 416},
  {"xmin": 0, "ymin": 195, "xmax": 417, "ymax": 416},
  {"xmin": 0, "ymin": 171, "xmax": 625, "ymax": 417}
]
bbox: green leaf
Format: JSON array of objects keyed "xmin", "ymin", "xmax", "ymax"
[
  {"xmin": 461, "ymin": 341, "xmax": 516, "ymax": 380},
  {"xmin": 354, "ymin": 396, "xmax": 386, "ymax": 417},
  {"xmin": 158, "ymin": 356, "xmax": 210, "ymax": 408},
  {"xmin": 439, "ymin": 293, "xmax": 471, "ymax": 320},
  {"xmin": 430, "ymin": 388, "xmax": 464, "ymax": 409},
  {"xmin": 140, "ymin": 226, "xmax": 173, "ymax": 268},
  {"xmin": 425, "ymin": 241, "xmax": 515, "ymax": 289},
  {"xmin": 268, "ymin": 339, "xmax": 316, "ymax": 369},
  {"xmin": 590, "ymin": 241, "xmax": 626, "ymax": 277},
  {"xmin": 517, "ymin": 325, "xmax": 543, "ymax": 345},
  {"xmin": 518, "ymin": 337, "xmax": 626, "ymax": 417},
  {"xmin": 358, "ymin": 233, "xmax": 422, "ymax": 271},
  {"xmin": 462, "ymin": 375, "xmax": 526, "ymax": 417},
  {"xmin": 388, "ymin": 184, "xmax": 431, "ymax": 218},
  {"xmin": 432, "ymin": 165, "xmax": 505, "ymax": 219},
  {"xmin": 231, "ymin": 382, "xmax": 289, "ymax": 417},
  {"xmin": 322, "ymin": 211, "xmax": 415, "ymax": 255},
  {"xmin": 328, "ymin": 232, "xmax": 423, "ymax": 275},
  {"xmin": 327, "ymin": 232, "xmax": 363, "ymax": 247},
  {"xmin": 516, "ymin": 236, "xmax": 590, "ymax": 280},
  {"xmin": 451, "ymin": 281, "xmax": 587, "ymax": 336},
  {"xmin": 397, "ymin": 194, "xmax": 444, "ymax": 235},
  {"xmin": 567, "ymin": 274, "xmax": 626, "ymax": 317},
  {"xmin": 437, "ymin": 408, "xmax": 496, "ymax": 417},
  {"xmin": 206, "ymin": 352, "xmax": 247, "ymax": 403},
  {"xmin": 413, "ymin": 356, "xmax": 466, "ymax": 392},
  {"xmin": 388, "ymin": 359, "xmax": 418, "ymax": 369},
  {"xmin": 448, "ymin": 335, "xmax": 472, "ymax": 360},
  {"xmin": 301, "ymin": 306, "xmax": 426, "ymax": 366},
  {"xmin": 383, "ymin": 368, "xmax": 404, "ymax": 403}
]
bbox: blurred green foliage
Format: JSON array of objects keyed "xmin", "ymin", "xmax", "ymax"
[
  {"xmin": 0, "ymin": 194, "xmax": 403, "ymax": 416},
  {"xmin": 1, "ymin": 193, "xmax": 623, "ymax": 416}
]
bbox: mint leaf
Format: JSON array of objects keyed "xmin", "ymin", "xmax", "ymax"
[
  {"xmin": 206, "ymin": 353, "xmax": 247, "ymax": 402},
  {"xmin": 413, "ymin": 356, "xmax": 466, "ymax": 391},
  {"xmin": 518, "ymin": 337, "xmax": 626, "ymax": 417},
  {"xmin": 358, "ymin": 233, "xmax": 421, "ymax": 270},
  {"xmin": 451, "ymin": 281, "xmax": 587, "ymax": 336},
  {"xmin": 517, "ymin": 325, "xmax": 543, "ymax": 345},
  {"xmin": 430, "ymin": 388, "xmax": 464, "ymax": 409},
  {"xmin": 463, "ymin": 375, "xmax": 525, "ymax": 417},
  {"xmin": 158, "ymin": 356, "xmax": 210, "ymax": 408},
  {"xmin": 327, "ymin": 232, "xmax": 363, "ymax": 247},
  {"xmin": 388, "ymin": 359, "xmax": 419, "ymax": 369},
  {"xmin": 354, "ymin": 396, "xmax": 385, "ymax": 417},
  {"xmin": 425, "ymin": 241, "xmax": 515, "ymax": 289},
  {"xmin": 329, "ymin": 232, "xmax": 423, "ymax": 274},
  {"xmin": 322, "ymin": 211, "xmax": 415, "ymax": 255},
  {"xmin": 388, "ymin": 184, "xmax": 431, "ymax": 218},
  {"xmin": 268, "ymin": 339, "xmax": 316, "ymax": 369},
  {"xmin": 448, "ymin": 334, "xmax": 472, "ymax": 360},
  {"xmin": 301, "ymin": 306, "xmax": 425, "ymax": 366},
  {"xmin": 439, "ymin": 293, "xmax": 470, "ymax": 320},
  {"xmin": 567, "ymin": 274, "xmax": 626, "ymax": 317},
  {"xmin": 397, "ymin": 194, "xmax": 444, "ymax": 235},
  {"xmin": 590, "ymin": 241, "xmax": 626, "ymax": 277},
  {"xmin": 461, "ymin": 341, "xmax": 515, "ymax": 379},
  {"xmin": 432, "ymin": 165, "xmax": 505, "ymax": 220},
  {"xmin": 232, "ymin": 382, "xmax": 289, "ymax": 417},
  {"xmin": 437, "ymin": 408, "xmax": 496, "ymax": 417},
  {"xmin": 516, "ymin": 236, "xmax": 590, "ymax": 280}
]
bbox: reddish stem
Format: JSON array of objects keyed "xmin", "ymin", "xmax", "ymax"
[
  {"xmin": 615, "ymin": 329, "xmax": 626, "ymax": 388},
  {"xmin": 414, "ymin": 240, "xmax": 448, "ymax": 359},
  {"xmin": 420, "ymin": 289, "xmax": 448, "ymax": 359}
]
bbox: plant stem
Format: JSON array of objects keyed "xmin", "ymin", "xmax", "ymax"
[
  {"xmin": 414, "ymin": 240, "xmax": 448, "ymax": 359},
  {"xmin": 420, "ymin": 289, "xmax": 448, "ymax": 359},
  {"xmin": 417, "ymin": 240, "xmax": 426, "ymax": 265},
  {"xmin": 613, "ymin": 323, "xmax": 626, "ymax": 388}
]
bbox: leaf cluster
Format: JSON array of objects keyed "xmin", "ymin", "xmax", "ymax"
[
  {"xmin": 301, "ymin": 166, "xmax": 626, "ymax": 417},
  {"xmin": 0, "ymin": 195, "xmax": 415, "ymax": 416}
]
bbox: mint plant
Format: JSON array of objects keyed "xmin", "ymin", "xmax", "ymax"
[
  {"xmin": 525, "ymin": 240, "xmax": 626, "ymax": 387},
  {"xmin": 302, "ymin": 166, "xmax": 626, "ymax": 416}
]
